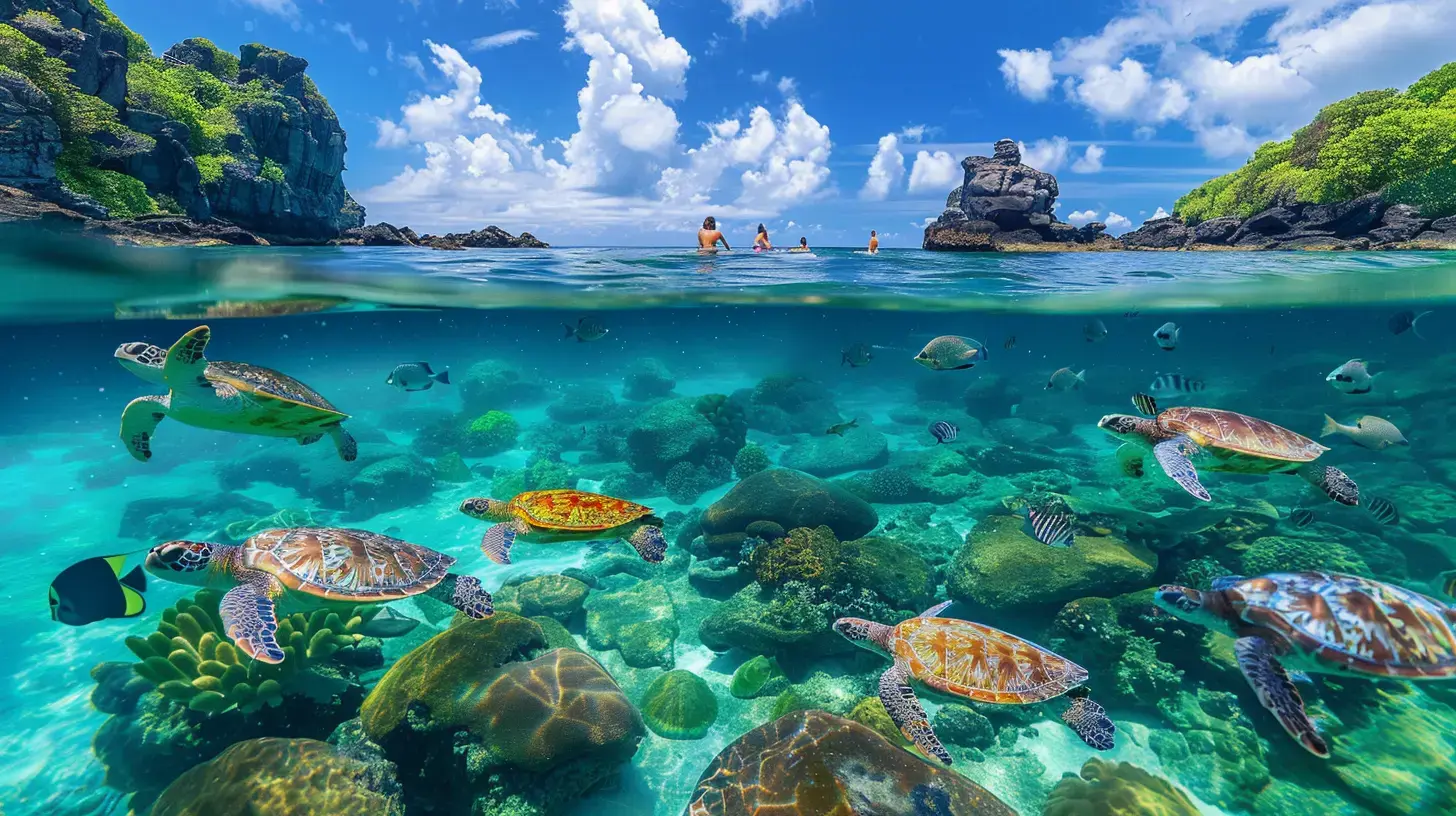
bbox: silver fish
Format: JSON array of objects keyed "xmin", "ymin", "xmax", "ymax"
[
  {"xmin": 386, "ymin": 362, "xmax": 450, "ymax": 391},
  {"xmin": 841, "ymin": 343, "xmax": 873, "ymax": 367},
  {"xmin": 1326, "ymin": 359, "xmax": 1377, "ymax": 394},
  {"xmin": 1046, "ymin": 367, "xmax": 1085, "ymax": 391},
  {"xmin": 1320, "ymin": 415, "xmax": 1408, "ymax": 450},
  {"xmin": 915, "ymin": 335, "xmax": 988, "ymax": 371},
  {"xmin": 930, "ymin": 421, "xmax": 958, "ymax": 444},
  {"xmin": 1154, "ymin": 322, "xmax": 1180, "ymax": 351},
  {"xmin": 356, "ymin": 606, "xmax": 422, "ymax": 638},
  {"xmin": 1083, "ymin": 319, "xmax": 1108, "ymax": 343},
  {"xmin": 565, "ymin": 317, "xmax": 609, "ymax": 342}
]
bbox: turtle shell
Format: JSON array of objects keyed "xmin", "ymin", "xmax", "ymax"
[
  {"xmin": 511, "ymin": 489, "xmax": 654, "ymax": 532},
  {"xmin": 206, "ymin": 361, "xmax": 347, "ymax": 419},
  {"xmin": 889, "ymin": 617, "xmax": 1088, "ymax": 704},
  {"xmin": 244, "ymin": 527, "xmax": 454, "ymax": 603},
  {"xmin": 1157, "ymin": 406, "xmax": 1325, "ymax": 462},
  {"xmin": 1228, "ymin": 572, "xmax": 1456, "ymax": 678}
]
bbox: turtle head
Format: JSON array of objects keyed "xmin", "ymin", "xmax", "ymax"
[
  {"xmin": 833, "ymin": 617, "xmax": 891, "ymax": 656},
  {"xmin": 459, "ymin": 497, "xmax": 510, "ymax": 522},
  {"xmin": 115, "ymin": 342, "xmax": 169, "ymax": 384},
  {"xmin": 1153, "ymin": 584, "xmax": 1222, "ymax": 629},
  {"xmin": 145, "ymin": 541, "xmax": 222, "ymax": 585},
  {"xmin": 1098, "ymin": 414, "xmax": 1145, "ymax": 439}
]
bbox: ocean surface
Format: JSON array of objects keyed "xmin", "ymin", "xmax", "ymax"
[{"xmin": 3, "ymin": 235, "xmax": 1456, "ymax": 816}]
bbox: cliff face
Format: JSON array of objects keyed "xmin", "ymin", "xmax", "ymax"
[
  {"xmin": 923, "ymin": 139, "xmax": 1111, "ymax": 251},
  {"xmin": 0, "ymin": 3, "xmax": 362, "ymax": 239}
]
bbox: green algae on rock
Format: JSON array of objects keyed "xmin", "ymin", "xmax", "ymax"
[
  {"xmin": 583, "ymin": 578, "xmax": 678, "ymax": 669},
  {"xmin": 515, "ymin": 573, "xmax": 590, "ymax": 622},
  {"xmin": 151, "ymin": 737, "xmax": 402, "ymax": 816},
  {"xmin": 684, "ymin": 710, "xmax": 1015, "ymax": 815},
  {"xmin": 729, "ymin": 655, "xmax": 788, "ymax": 699},
  {"xmin": 1044, "ymin": 756, "xmax": 1200, "ymax": 816},
  {"xmin": 465, "ymin": 409, "xmax": 520, "ymax": 455},
  {"xmin": 700, "ymin": 468, "xmax": 878, "ymax": 554},
  {"xmin": 640, "ymin": 670, "xmax": 718, "ymax": 740},
  {"xmin": 732, "ymin": 442, "xmax": 771, "ymax": 478},
  {"xmin": 847, "ymin": 696, "xmax": 909, "ymax": 746}
]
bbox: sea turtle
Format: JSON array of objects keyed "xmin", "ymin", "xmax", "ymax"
[
  {"xmin": 1098, "ymin": 395, "xmax": 1357, "ymax": 505},
  {"xmin": 459, "ymin": 489, "xmax": 667, "ymax": 565},
  {"xmin": 1154, "ymin": 571, "xmax": 1456, "ymax": 757},
  {"xmin": 834, "ymin": 601, "xmax": 1115, "ymax": 763},
  {"xmin": 115, "ymin": 326, "xmax": 357, "ymax": 462},
  {"xmin": 144, "ymin": 526, "xmax": 492, "ymax": 664}
]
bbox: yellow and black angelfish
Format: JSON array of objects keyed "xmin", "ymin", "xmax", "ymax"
[{"xmin": 49, "ymin": 553, "xmax": 148, "ymax": 625}]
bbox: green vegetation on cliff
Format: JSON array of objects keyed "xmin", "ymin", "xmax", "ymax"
[
  {"xmin": 89, "ymin": 0, "xmax": 151, "ymax": 61},
  {"xmin": 1176, "ymin": 62, "xmax": 1456, "ymax": 223}
]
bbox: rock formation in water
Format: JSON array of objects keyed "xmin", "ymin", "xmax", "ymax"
[
  {"xmin": 922, "ymin": 139, "xmax": 1114, "ymax": 251},
  {"xmin": 1122, "ymin": 198, "xmax": 1456, "ymax": 251}
]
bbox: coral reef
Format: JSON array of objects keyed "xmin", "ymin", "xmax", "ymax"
[
  {"xmin": 1044, "ymin": 757, "xmax": 1200, "ymax": 816},
  {"xmin": 626, "ymin": 397, "xmax": 719, "ymax": 477},
  {"xmin": 431, "ymin": 451, "xmax": 473, "ymax": 483},
  {"xmin": 464, "ymin": 410, "xmax": 520, "ymax": 456},
  {"xmin": 1239, "ymin": 535, "xmax": 1371, "ymax": 576},
  {"xmin": 640, "ymin": 670, "xmax": 718, "ymax": 740},
  {"xmin": 623, "ymin": 357, "xmax": 674, "ymax": 400},
  {"xmin": 458, "ymin": 360, "xmax": 547, "ymax": 414},
  {"xmin": 346, "ymin": 455, "xmax": 435, "ymax": 516},
  {"xmin": 781, "ymin": 425, "xmax": 889, "ymax": 477},
  {"xmin": 545, "ymin": 383, "xmax": 616, "ymax": 423},
  {"xmin": 514, "ymin": 574, "xmax": 590, "ymax": 622},
  {"xmin": 848, "ymin": 696, "xmax": 909, "ymax": 746},
  {"xmin": 733, "ymin": 443, "xmax": 771, "ymax": 478}
]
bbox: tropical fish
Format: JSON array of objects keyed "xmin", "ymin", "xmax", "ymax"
[
  {"xmin": 1440, "ymin": 570, "xmax": 1456, "ymax": 602},
  {"xmin": 1289, "ymin": 507, "xmax": 1315, "ymax": 529},
  {"xmin": 1388, "ymin": 309, "xmax": 1431, "ymax": 338},
  {"xmin": 1003, "ymin": 335, "xmax": 1017, "ymax": 350},
  {"xmin": 356, "ymin": 606, "xmax": 422, "ymax": 638},
  {"xmin": 841, "ymin": 343, "xmax": 873, "ymax": 368},
  {"xmin": 929, "ymin": 421, "xmax": 959, "ymax": 444},
  {"xmin": 564, "ymin": 317, "xmax": 609, "ymax": 342},
  {"xmin": 1131, "ymin": 393, "xmax": 1158, "ymax": 416},
  {"xmin": 1046, "ymin": 367, "xmax": 1085, "ymax": 391},
  {"xmin": 1147, "ymin": 372, "xmax": 1205, "ymax": 399},
  {"xmin": 1320, "ymin": 415, "xmax": 1408, "ymax": 450},
  {"xmin": 1023, "ymin": 506, "xmax": 1074, "ymax": 548},
  {"xmin": 914, "ymin": 335, "xmax": 988, "ymax": 371},
  {"xmin": 49, "ymin": 553, "xmax": 148, "ymax": 626},
  {"xmin": 826, "ymin": 418, "xmax": 859, "ymax": 436},
  {"xmin": 1366, "ymin": 496, "xmax": 1399, "ymax": 525},
  {"xmin": 1153, "ymin": 322, "xmax": 1180, "ymax": 351},
  {"xmin": 1083, "ymin": 319, "xmax": 1108, "ymax": 343},
  {"xmin": 1326, "ymin": 359, "xmax": 1378, "ymax": 394},
  {"xmin": 1123, "ymin": 310, "xmax": 1141, "ymax": 320},
  {"xmin": 386, "ymin": 362, "xmax": 450, "ymax": 391}
]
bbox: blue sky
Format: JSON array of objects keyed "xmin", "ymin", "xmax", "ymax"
[{"xmin": 110, "ymin": 0, "xmax": 1456, "ymax": 246}]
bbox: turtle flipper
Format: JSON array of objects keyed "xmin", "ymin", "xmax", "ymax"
[
  {"xmin": 627, "ymin": 524, "xmax": 666, "ymax": 563},
  {"xmin": 1235, "ymin": 636, "xmax": 1328, "ymax": 758},
  {"xmin": 1061, "ymin": 694, "xmax": 1116, "ymax": 750},
  {"xmin": 162, "ymin": 326, "xmax": 211, "ymax": 387},
  {"xmin": 919, "ymin": 600, "xmax": 954, "ymax": 619},
  {"xmin": 1299, "ymin": 464, "xmax": 1358, "ymax": 506},
  {"xmin": 298, "ymin": 434, "xmax": 324, "ymax": 446},
  {"xmin": 480, "ymin": 520, "xmax": 525, "ymax": 565},
  {"xmin": 220, "ymin": 571, "xmax": 286, "ymax": 664},
  {"xmin": 120, "ymin": 395, "xmax": 169, "ymax": 462},
  {"xmin": 879, "ymin": 660, "xmax": 951, "ymax": 764},
  {"xmin": 326, "ymin": 424, "xmax": 357, "ymax": 462},
  {"xmin": 1115, "ymin": 443, "xmax": 1146, "ymax": 478},
  {"xmin": 431, "ymin": 573, "xmax": 494, "ymax": 619},
  {"xmin": 1154, "ymin": 435, "xmax": 1211, "ymax": 502}
]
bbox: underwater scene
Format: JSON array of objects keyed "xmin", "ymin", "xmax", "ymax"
[{"xmin": 4, "ymin": 246, "xmax": 1456, "ymax": 816}]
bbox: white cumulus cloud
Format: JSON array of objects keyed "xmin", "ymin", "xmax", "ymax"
[
  {"xmin": 1105, "ymin": 212, "xmax": 1133, "ymax": 232},
  {"xmin": 1071, "ymin": 144, "xmax": 1105, "ymax": 173},
  {"xmin": 907, "ymin": 150, "xmax": 960, "ymax": 193},
  {"xmin": 996, "ymin": 48, "xmax": 1055, "ymax": 100},
  {"xmin": 861, "ymin": 133, "xmax": 905, "ymax": 201},
  {"xmin": 1066, "ymin": 209, "xmax": 1100, "ymax": 227},
  {"xmin": 1018, "ymin": 137, "xmax": 1071, "ymax": 172},
  {"xmin": 240, "ymin": 0, "xmax": 298, "ymax": 20},
  {"xmin": 727, "ymin": 0, "xmax": 809, "ymax": 25}
]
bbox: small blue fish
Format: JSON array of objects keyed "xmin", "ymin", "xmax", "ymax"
[
  {"xmin": 387, "ymin": 362, "xmax": 450, "ymax": 391},
  {"xmin": 929, "ymin": 421, "xmax": 958, "ymax": 444}
]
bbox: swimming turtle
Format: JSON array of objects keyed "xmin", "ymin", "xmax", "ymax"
[
  {"xmin": 834, "ymin": 602, "xmax": 1115, "ymax": 763},
  {"xmin": 144, "ymin": 526, "xmax": 492, "ymax": 664},
  {"xmin": 115, "ymin": 326, "xmax": 357, "ymax": 462},
  {"xmin": 459, "ymin": 489, "xmax": 667, "ymax": 565},
  {"xmin": 1098, "ymin": 396, "xmax": 1357, "ymax": 505},
  {"xmin": 1154, "ymin": 571, "xmax": 1456, "ymax": 757}
]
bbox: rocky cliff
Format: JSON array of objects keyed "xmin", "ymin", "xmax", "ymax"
[
  {"xmin": 1121, "ymin": 197, "xmax": 1456, "ymax": 251},
  {"xmin": 922, "ymin": 139, "xmax": 1114, "ymax": 251},
  {"xmin": 0, "ymin": 1, "xmax": 363, "ymax": 240}
]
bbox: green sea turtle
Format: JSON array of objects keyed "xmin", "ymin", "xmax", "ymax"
[
  {"xmin": 115, "ymin": 326, "xmax": 357, "ymax": 462},
  {"xmin": 144, "ymin": 526, "xmax": 492, "ymax": 664},
  {"xmin": 459, "ymin": 489, "xmax": 667, "ymax": 565},
  {"xmin": 834, "ymin": 601, "xmax": 1115, "ymax": 763},
  {"xmin": 1154, "ymin": 571, "xmax": 1456, "ymax": 757},
  {"xmin": 1098, "ymin": 396, "xmax": 1357, "ymax": 505}
]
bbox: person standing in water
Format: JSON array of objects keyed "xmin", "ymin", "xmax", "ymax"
[
  {"xmin": 790, "ymin": 237, "xmax": 810, "ymax": 253},
  {"xmin": 698, "ymin": 217, "xmax": 730, "ymax": 252},
  {"xmin": 867, "ymin": 230, "xmax": 879, "ymax": 254},
  {"xmin": 754, "ymin": 224, "xmax": 773, "ymax": 251}
]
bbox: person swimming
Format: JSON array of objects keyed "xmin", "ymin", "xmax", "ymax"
[
  {"xmin": 790, "ymin": 236, "xmax": 810, "ymax": 253},
  {"xmin": 698, "ymin": 216, "xmax": 730, "ymax": 252},
  {"xmin": 754, "ymin": 223, "xmax": 772, "ymax": 251},
  {"xmin": 867, "ymin": 230, "xmax": 879, "ymax": 254}
]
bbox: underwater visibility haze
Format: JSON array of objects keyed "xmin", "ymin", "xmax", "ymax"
[{"xmin": 4, "ymin": 244, "xmax": 1456, "ymax": 816}]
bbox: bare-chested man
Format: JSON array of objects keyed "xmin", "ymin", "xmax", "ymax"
[{"xmin": 698, "ymin": 216, "xmax": 730, "ymax": 252}]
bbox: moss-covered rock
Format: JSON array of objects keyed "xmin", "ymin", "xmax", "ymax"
[
  {"xmin": 946, "ymin": 515, "xmax": 1156, "ymax": 611},
  {"xmin": 640, "ymin": 670, "xmax": 717, "ymax": 740},
  {"xmin": 732, "ymin": 443, "xmax": 771, "ymax": 478},
  {"xmin": 515, "ymin": 574, "xmax": 590, "ymax": 622},
  {"xmin": 1044, "ymin": 756, "xmax": 1200, "ymax": 816},
  {"xmin": 847, "ymin": 696, "xmax": 908, "ymax": 746},
  {"xmin": 700, "ymin": 468, "xmax": 878, "ymax": 554},
  {"xmin": 431, "ymin": 451, "xmax": 473, "ymax": 483},
  {"xmin": 625, "ymin": 397, "xmax": 718, "ymax": 477},
  {"xmin": 1325, "ymin": 686, "xmax": 1456, "ymax": 814},
  {"xmin": 584, "ymin": 579, "xmax": 678, "ymax": 669},
  {"xmin": 1239, "ymin": 535, "xmax": 1371, "ymax": 576},
  {"xmin": 698, "ymin": 584, "xmax": 851, "ymax": 658},
  {"xmin": 458, "ymin": 360, "xmax": 547, "ymax": 414},
  {"xmin": 729, "ymin": 655, "xmax": 788, "ymax": 699},
  {"xmin": 151, "ymin": 738, "xmax": 401, "ymax": 816},
  {"xmin": 1153, "ymin": 688, "xmax": 1270, "ymax": 812},
  {"xmin": 781, "ymin": 426, "xmax": 889, "ymax": 477},
  {"xmin": 932, "ymin": 704, "xmax": 995, "ymax": 750},
  {"xmin": 346, "ymin": 455, "xmax": 435, "ymax": 516},
  {"xmin": 464, "ymin": 410, "xmax": 519, "ymax": 456}
]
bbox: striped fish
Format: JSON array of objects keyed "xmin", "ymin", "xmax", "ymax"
[
  {"xmin": 929, "ymin": 421, "xmax": 959, "ymax": 444},
  {"xmin": 1131, "ymin": 392, "xmax": 1159, "ymax": 416},
  {"xmin": 1148, "ymin": 372, "xmax": 1205, "ymax": 398},
  {"xmin": 1024, "ymin": 506, "xmax": 1074, "ymax": 547},
  {"xmin": 1289, "ymin": 508, "xmax": 1315, "ymax": 529},
  {"xmin": 1366, "ymin": 496, "xmax": 1399, "ymax": 526}
]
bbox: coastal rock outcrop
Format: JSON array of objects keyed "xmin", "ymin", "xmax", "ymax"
[
  {"xmin": 0, "ymin": 72, "xmax": 60, "ymax": 188},
  {"xmin": 922, "ymin": 139, "xmax": 1114, "ymax": 251},
  {"xmin": 417, "ymin": 225, "xmax": 550, "ymax": 249},
  {"xmin": 1121, "ymin": 196, "xmax": 1453, "ymax": 251}
]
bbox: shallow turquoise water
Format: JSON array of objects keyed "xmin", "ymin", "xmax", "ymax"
[{"xmin": 3, "ymin": 241, "xmax": 1456, "ymax": 816}]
